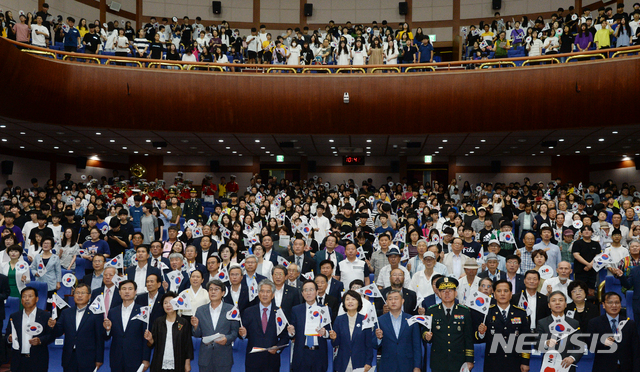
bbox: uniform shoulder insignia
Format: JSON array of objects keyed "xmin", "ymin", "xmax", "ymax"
[
  {"xmin": 428, "ymin": 304, "xmax": 439, "ymax": 309},
  {"xmin": 513, "ymin": 305, "xmax": 526, "ymax": 311},
  {"xmin": 457, "ymin": 304, "xmax": 469, "ymax": 309},
  {"xmin": 489, "ymin": 304, "xmax": 496, "ymax": 308}
]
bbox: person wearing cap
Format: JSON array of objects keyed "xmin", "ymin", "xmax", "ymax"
[
  {"xmin": 476, "ymin": 280, "xmax": 530, "ymax": 372},
  {"xmin": 559, "ymin": 229, "xmax": 575, "ymax": 263},
  {"xmin": 225, "ymin": 175, "xmax": 239, "ymax": 196},
  {"xmin": 182, "ymin": 189, "xmax": 203, "ymax": 223},
  {"xmin": 409, "ymin": 250, "xmax": 440, "ymax": 299},
  {"xmin": 457, "ymin": 258, "xmax": 481, "ymax": 303},
  {"xmin": 478, "ymin": 252, "xmax": 507, "ymax": 282},
  {"xmin": 376, "ymin": 246, "xmax": 411, "ymax": 290},
  {"xmin": 423, "ymin": 276, "xmax": 474, "ymax": 372},
  {"xmin": 443, "ymin": 237, "xmax": 471, "ymax": 279},
  {"xmin": 373, "ymin": 288, "xmax": 422, "ymax": 372},
  {"xmin": 470, "ymin": 207, "xmax": 488, "ymax": 233}
]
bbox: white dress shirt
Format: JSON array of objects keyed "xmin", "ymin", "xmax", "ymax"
[
  {"xmin": 134, "ymin": 264, "xmax": 149, "ymax": 294},
  {"xmin": 230, "ymin": 286, "xmax": 241, "ymax": 305},
  {"xmin": 121, "ymin": 303, "xmax": 134, "ymax": 331},
  {"xmin": 209, "ymin": 302, "xmax": 223, "ymax": 331},
  {"xmin": 525, "ymin": 290, "xmax": 537, "ymax": 327},
  {"xmin": 274, "ymin": 285, "xmax": 284, "ymax": 307},
  {"xmin": 76, "ymin": 306, "xmax": 87, "ymax": 330},
  {"xmin": 21, "ymin": 309, "xmax": 37, "ymax": 354}
]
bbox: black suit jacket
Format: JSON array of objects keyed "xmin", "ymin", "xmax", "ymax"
[
  {"xmin": 507, "ymin": 273, "xmax": 526, "ymax": 294},
  {"xmin": 135, "ymin": 292, "xmax": 164, "ymax": 325},
  {"xmin": 317, "ymin": 294, "xmax": 339, "ymax": 324},
  {"xmin": 91, "ymin": 285, "xmax": 122, "ymax": 311},
  {"xmin": 52, "ymin": 305, "xmax": 105, "ymax": 370},
  {"xmin": 195, "ymin": 244, "xmax": 218, "ymax": 265},
  {"xmin": 327, "ymin": 278, "xmax": 344, "ymax": 301},
  {"xmin": 511, "ymin": 291, "xmax": 551, "ymax": 331},
  {"xmin": 375, "ymin": 287, "xmax": 418, "ymax": 316},
  {"xmin": 287, "ymin": 254, "xmax": 315, "ymax": 275},
  {"xmin": 536, "ymin": 315, "xmax": 583, "ymax": 369},
  {"xmin": 277, "ymin": 284, "xmax": 300, "ymax": 321},
  {"xmin": 0, "ymin": 274, "xmax": 10, "ymax": 322},
  {"xmin": 477, "ymin": 270, "xmax": 508, "ymax": 282},
  {"xmin": 588, "ymin": 315, "xmax": 640, "ymax": 372},
  {"xmin": 6, "ymin": 308, "xmax": 54, "ymax": 372},
  {"xmin": 241, "ymin": 303, "xmax": 289, "ymax": 372},
  {"xmin": 124, "ymin": 264, "xmax": 163, "ymax": 284},
  {"xmin": 224, "ymin": 280, "xmax": 258, "ymax": 316}
]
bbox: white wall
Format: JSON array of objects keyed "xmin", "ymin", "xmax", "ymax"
[
  {"xmin": 144, "ymin": 0, "xmax": 253, "ymax": 24},
  {"xmin": 307, "ymin": 0, "xmax": 404, "ymax": 25},
  {"xmin": 460, "ymin": 0, "xmax": 570, "ymax": 19},
  {"xmin": 260, "ymin": 0, "xmax": 297, "ymax": 24},
  {"xmin": 413, "ymin": 1, "xmax": 453, "ymax": 22},
  {"xmin": 0, "ymin": 155, "xmax": 50, "ymax": 190}
]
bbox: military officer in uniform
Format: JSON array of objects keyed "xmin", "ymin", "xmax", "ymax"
[
  {"xmin": 423, "ymin": 277, "xmax": 474, "ymax": 372},
  {"xmin": 477, "ymin": 279, "xmax": 531, "ymax": 372},
  {"xmin": 183, "ymin": 189, "xmax": 203, "ymax": 222}
]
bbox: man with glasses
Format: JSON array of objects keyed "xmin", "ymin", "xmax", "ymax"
[
  {"xmin": 271, "ymin": 265, "xmax": 300, "ymax": 320},
  {"xmin": 48, "ymin": 283, "xmax": 105, "ymax": 372},
  {"xmin": 588, "ymin": 292, "xmax": 640, "ymax": 371}
]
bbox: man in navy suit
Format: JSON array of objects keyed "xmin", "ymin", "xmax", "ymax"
[
  {"xmin": 510, "ymin": 270, "xmax": 550, "ymax": 332},
  {"xmin": 272, "ymin": 265, "xmax": 300, "ymax": 320},
  {"xmin": 287, "ymin": 238, "xmax": 315, "ymax": 275},
  {"xmin": 203, "ymin": 255, "xmax": 221, "ymax": 284},
  {"xmin": 163, "ymin": 252, "xmax": 190, "ymax": 293},
  {"xmin": 374, "ymin": 289, "xmax": 422, "ymax": 372},
  {"xmin": 588, "ymin": 291, "xmax": 640, "ymax": 372},
  {"xmin": 238, "ymin": 279, "xmax": 289, "ymax": 372},
  {"xmin": 195, "ymin": 235, "xmax": 218, "ymax": 265},
  {"xmin": 261, "ymin": 235, "xmax": 279, "ymax": 266},
  {"xmin": 224, "ymin": 264, "xmax": 258, "ymax": 316},
  {"xmin": 313, "ymin": 236, "xmax": 344, "ymax": 274},
  {"xmin": 49, "ymin": 283, "xmax": 105, "ymax": 372},
  {"xmin": 124, "ymin": 245, "xmax": 162, "ymax": 295},
  {"xmin": 287, "ymin": 280, "xmax": 331, "ymax": 372},
  {"xmin": 244, "ymin": 254, "xmax": 267, "ymax": 289},
  {"xmin": 90, "ymin": 267, "xmax": 123, "ymax": 317},
  {"xmin": 148, "ymin": 240, "xmax": 170, "ymax": 272},
  {"xmin": 103, "ymin": 280, "xmax": 151, "ymax": 372},
  {"xmin": 505, "ymin": 255, "xmax": 525, "ymax": 294},
  {"xmin": 81, "ymin": 253, "xmax": 107, "ymax": 291},
  {"xmin": 5, "ymin": 287, "xmax": 54, "ymax": 372},
  {"xmin": 319, "ymin": 260, "xmax": 344, "ymax": 300},
  {"xmin": 134, "ymin": 273, "xmax": 164, "ymax": 325},
  {"xmin": 614, "ymin": 265, "xmax": 640, "ymax": 336}
]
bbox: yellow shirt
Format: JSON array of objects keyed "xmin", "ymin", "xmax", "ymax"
[
  {"xmin": 218, "ymin": 183, "xmax": 226, "ymax": 197},
  {"xmin": 396, "ymin": 31, "xmax": 414, "ymax": 40},
  {"xmin": 594, "ymin": 27, "xmax": 613, "ymax": 48},
  {"xmin": 77, "ymin": 26, "xmax": 89, "ymax": 39}
]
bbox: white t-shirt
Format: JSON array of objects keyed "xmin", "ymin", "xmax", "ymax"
[
  {"xmin": 631, "ymin": 20, "xmax": 640, "ymax": 40},
  {"xmin": 287, "ymin": 44, "xmax": 301, "ymax": 65},
  {"xmin": 182, "ymin": 53, "xmax": 197, "ymax": 62},
  {"xmin": 31, "ymin": 24, "xmax": 49, "ymax": 46},
  {"xmin": 246, "ymin": 34, "xmax": 260, "ymax": 52},
  {"xmin": 351, "ymin": 47, "xmax": 368, "ymax": 65}
]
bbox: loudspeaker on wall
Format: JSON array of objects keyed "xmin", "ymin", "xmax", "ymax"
[
  {"xmin": 212, "ymin": 1, "xmax": 221, "ymax": 14},
  {"xmin": 390, "ymin": 160, "xmax": 400, "ymax": 173},
  {"xmin": 1, "ymin": 161, "xmax": 13, "ymax": 175},
  {"xmin": 492, "ymin": 0, "xmax": 501, "ymax": 10},
  {"xmin": 210, "ymin": 160, "xmax": 220, "ymax": 172},
  {"xmin": 76, "ymin": 156, "xmax": 87, "ymax": 170},
  {"xmin": 491, "ymin": 160, "xmax": 501, "ymax": 173},
  {"xmin": 399, "ymin": 2, "xmax": 408, "ymax": 15},
  {"xmin": 304, "ymin": 3, "xmax": 313, "ymax": 16}
]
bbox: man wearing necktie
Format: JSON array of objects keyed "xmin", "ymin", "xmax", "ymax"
[
  {"xmin": 588, "ymin": 292, "xmax": 640, "ymax": 372},
  {"xmin": 423, "ymin": 277, "xmax": 475, "ymax": 372},
  {"xmin": 238, "ymin": 279, "xmax": 289, "ymax": 372},
  {"xmin": 288, "ymin": 281, "xmax": 331, "ymax": 372},
  {"xmin": 49, "ymin": 283, "xmax": 105, "ymax": 372}
]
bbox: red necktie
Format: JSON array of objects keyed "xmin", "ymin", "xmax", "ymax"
[{"xmin": 262, "ymin": 308, "xmax": 268, "ymax": 333}]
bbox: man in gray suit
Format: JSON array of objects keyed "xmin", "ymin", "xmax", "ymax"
[
  {"xmin": 535, "ymin": 291, "xmax": 583, "ymax": 372},
  {"xmin": 191, "ymin": 279, "xmax": 240, "ymax": 372}
]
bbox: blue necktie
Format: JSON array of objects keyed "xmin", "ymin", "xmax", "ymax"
[
  {"xmin": 306, "ymin": 336, "xmax": 314, "ymax": 347},
  {"xmin": 611, "ymin": 319, "xmax": 617, "ymax": 334}
]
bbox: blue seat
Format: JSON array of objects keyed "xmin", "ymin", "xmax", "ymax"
[
  {"xmin": 605, "ymin": 276, "xmax": 625, "ymax": 307},
  {"xmin": 75, "ymin": 256, "xmax": 86, "ymax": 279},
  {"xmin": 26, "ymin": 281, "xmax": 49, "ymax": 309},
  {"xmin": 4, "ymin": 297, "xmax": 20, "ymax": 331},
  {"xmin": 627, "ymin": 290, "xmax": 634, "ymax": 321}
]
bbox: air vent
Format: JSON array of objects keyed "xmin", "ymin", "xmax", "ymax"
[
  {"xmin": 109, "ymin": 1, "xmax": 121, "ymax": 11},
  {"xmin": 338, "ymin": 147, "xmax": 363, "ymax": 153},
  {"xmin": 406, "ymin": 142, "xmax": 421, "ymax": 148}
]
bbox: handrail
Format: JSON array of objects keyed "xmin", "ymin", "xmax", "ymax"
[
  {"xmin": 521, "ymin": 58, "xmax": 560, "ymax": 66},
  {"xmin": 370, "ymin": 67, "xmax": 400, "ymax": 73},
  {"xmin": 20, "ymin": 49, "xmax": 57, "ymax": 59},
  {"xmin": 301, "ymin": 67, "xmax": 333, "ymax": 74},
  {"xmin": 336, "ymin": 67, "xmax": 366, "ymax": 73},
  {"xmin": 8, "ymin": 38, "xmax": 640, "ymax": 74},
  {"xmin": 266, "ymin": 67, "xmax": 298, "ymax": 73},
  {"xmin": 105, "ymin": 59, "xmax": 143, "ymax": 67},
  {"xmin": 404, "ymin": 66, "xmax": 436, "ymax": 72},
  {"xmin": 565, "ymin": 54, "xmax": 606, "ymax": 63},
  {"xmin": 148, "ymin": 62, "xmax": 184, "ymax": 69},
  {"xmin": 479, "ymin": 61, "xmax": 517, "ymax": 68},
  {"xmin": 185, "ymin": 64, "xmax": 224, "ymax": 71},
  {"xmin": 611, "ymin": 48, "xmax": 640, "ymax": 58},
  {"xmin": 62, "ymin": 55, "xmax": 102, "ymax": 64}
]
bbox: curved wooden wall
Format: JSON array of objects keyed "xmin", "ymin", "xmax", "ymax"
[{"xmin": 1, "ymin": 38, "xmax": 639, "ymax": 135}]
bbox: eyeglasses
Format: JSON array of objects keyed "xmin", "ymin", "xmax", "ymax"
[
  {"xmin": 302, "ymin": 288, "xmax": 316, "ymax": 293},
  {"xmin": 75, "ymin": 291, "xmax": 90, "ymax": 295}
]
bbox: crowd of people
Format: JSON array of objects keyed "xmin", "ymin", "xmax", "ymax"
[
  {"xmin": 5, "ymin": 3, "xmax": 640, "ymax": 67},
  {"xmin": 0, "ymin": 171, "xmax": 640, "ymax": 372}
]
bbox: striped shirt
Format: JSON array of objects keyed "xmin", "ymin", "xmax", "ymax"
[{"xmin": 133, "ymin": 37, "xmax": 149, "ymax": 53}]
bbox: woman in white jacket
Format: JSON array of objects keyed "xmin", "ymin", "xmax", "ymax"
[{"xmin": 0, "ymin": 245, "xmax": 30, "ymax": 299}]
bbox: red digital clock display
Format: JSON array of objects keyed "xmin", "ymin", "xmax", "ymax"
[{"xmin": 342, "ymin": 156, "xmax": 365, "ymax": 165}]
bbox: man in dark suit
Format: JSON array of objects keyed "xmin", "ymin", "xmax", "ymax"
[
  {"xmin": 103, "ymin": 280, "xmax": 151, "ymax": 372},
  {"xmin": 511, "ymin": 270, "xmax": 551, "ymax": 332},
  {"xmin": 244, "ymin": 255, "xmax": 267, "ymax": 289},
  {"xmin": 238, "ymin": 279, "xmax": 289, "ymax": 372},
  {"xmin": 261, "ymin": 235, "xmax": 279, "ymax": 266},
  {"xmin": 124, "ymin": 245, "xmax": 162, "ymax": 295},
  {"xmin": 419, "ymin": 274, "xmax": 446, "ymax": 310},
  {"xmin": 476, "ymin": 280, "xmax": 531, "ymax": 372},
  {"xmin": 272, "ymin": 265, "xmax": 300, "ymax": 320},
  {"xmin": 318, "ymin": 260, "xmax": 344, "ymax": 300},
  {"xmin": 224, "ymin": 264, "xmax": 258, "ymax": 316},
  {"xmin": 134, "ymin": 273, "xmax": 164, "ymax": 325},
  {"xmin": 0, "ymin": 272, "xmax": 11, "ymax": 326},
  {"xmin": 287, "ymin": 238, "xmax": 315, "ymax": 275},
  {"xmin": 614, "ymin": 265, "xmax": 640, "ymax": 336},
  {"xmin": 164, "ymin": 252, "xmax": 190, "ymax": 293},
  {"xmin": 313, "ymin": 238, "xmax": 344, "ymax": 274},
  {"xmin": 505, "ymin": 254, "xmax": 525, "ymax": 294},
  {"xmin": 81, "ymin": 253, "xmax": 106, "ymax": 291},
  {"xmin": 195, "ymin": 235, "xmax": 218, "ymax": 265},
  {"xmin": 287, "ymin": 280, "xmax": 331, "ymax": 372},
  {"xmin": 5, "ymin": 287, "xmax": 54, "ymax": 372},
  {"xmin": 588, "ymin": 291, "xmax": 640, "ymax": 372},
  {"xmin": 374, "ymin": 289, "xmax": 422, "ymax": 372},
  {"xmin": 314, "ymin": 274, "xmax": 339, "ymax": 324},
  {"xmin": 203, "ymin": 254, "xmax": 221, "ymax": 284},
  {"xmin": 477, "ymin": 253, "xmax": 508, "ymax": 282},
  {"xmin": 191, "ymin": 279, "xmax": 239, "ymax": 372},
  {"xmin": 375, "ymin": 268, "xmax": 418, "ymax": 316},
  {"xmin": 49, "ymin": 283, "xmax": 105, "ymax": 372},
  {"xmin": 148, "ymin": 240, "xmax": 170, "ymax": 272},
  {"xmin": 90, "ymin": 267, "xmax": 123, "ymax": 317},
  {"xmin": 286, "ymin": 263, "xmax": 304, "ymax": 293},
  {"xmin": 535, "ymin": 291, "xmax": 583, "ymax": 372}
]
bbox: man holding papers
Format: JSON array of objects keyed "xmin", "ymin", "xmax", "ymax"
[
  {"xmin": 238, "ymin": 279, "xmax": 289, "ymax": 372},
  {"xmin": 476, "ymin": 280, "xmax": 530, "ymax": 372},
  {"xmin": 191, "ymin": 279, "xmax": 239, "ymax": 372},
  {"xmin": 287, "ymin": 280, "xmax": 331, "ymax": 372}
]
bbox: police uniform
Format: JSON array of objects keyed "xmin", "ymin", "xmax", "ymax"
[
  {"xmin": 423, "ymin": 277, "xmax": 474, "ymax": 372},
  {"xmin": 183, "ymin": 191, "xmax": 203, "ymax": 221},
  {"xmin": 476, "ymin": 304, "xmax": 531, "ymax": 372}
]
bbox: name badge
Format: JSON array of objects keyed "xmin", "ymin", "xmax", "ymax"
[
  {"xmin": 511, "ymin": 317, "xmax": 521, "ymax": 324},
  {"xmin": 454, "ymin": 315, "xmax": 464, "ymax": 320}
]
